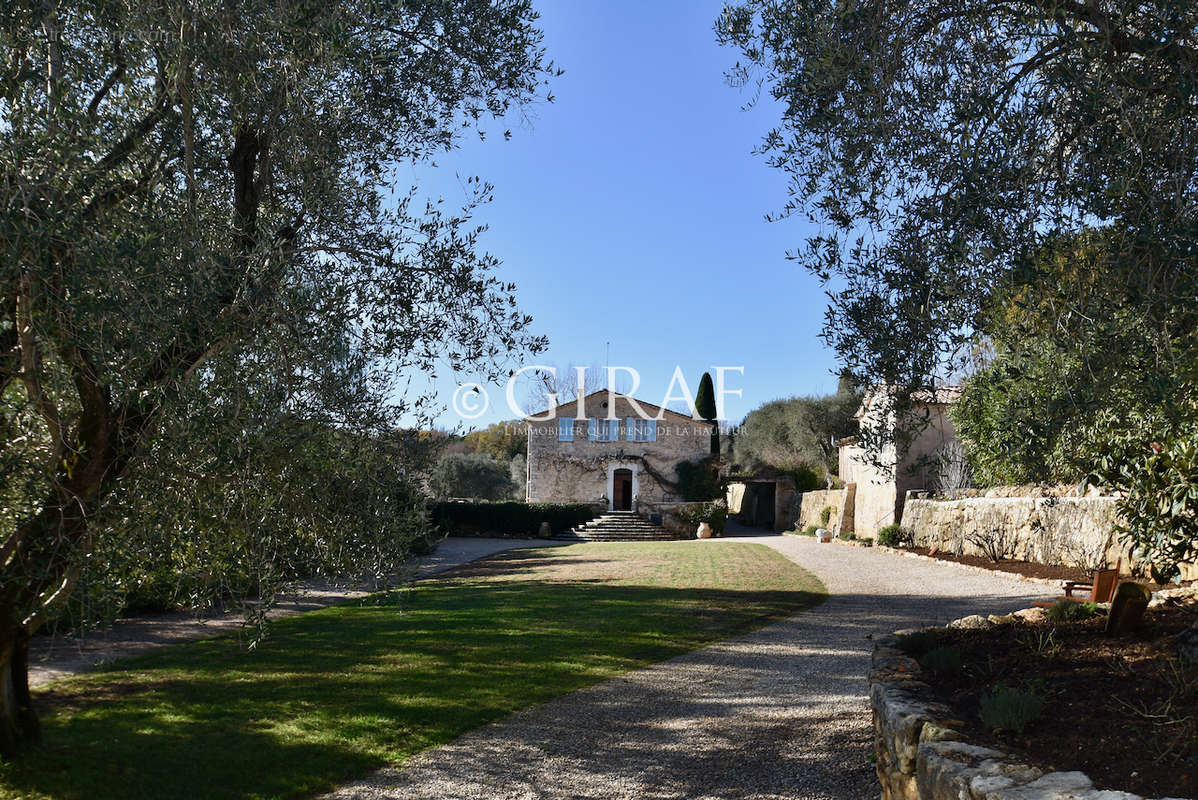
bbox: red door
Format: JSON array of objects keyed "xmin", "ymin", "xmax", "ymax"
[{"xmin": 613, "ymin": 469, "xmax": 633, "ymax": 510}]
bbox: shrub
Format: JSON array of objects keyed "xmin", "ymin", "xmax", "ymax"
[
  {"xmin": 919, "ymin": 646, "xmax": 964, "ymax": 676},
  {"xmin": 876, "ymin": 524, "xmax": 906, "ymax": 547},
  {"xmin": 1089, "ymin": 416, "xmax": 1198, "ymax": 583},
  {"xmin": 787, "ymin": 464, "xmax": 822, "ymax": 492},
  {"xmin": 819, "ymin": 505, "xmax": 833, "ymax": 526},
  {"xmin": 978, "ymin": 685, "xmax": 1046, "ymax": 733},
  {"xmin": 430, "ymin": 501, "xmax": 594, "ymax": 537},
  {"xmin": 675, "ymin": 458, "xmax": 722, "ymax": 501},
  {"xmin": 931, "ymin": 440, "xmax": 974, "ymax": 494},
  {"xmin": 428, "ymin": 452, "xmax": 513, "ymax": 500},
  {"xmin": 896, "ymin": 628, "xmax": 944, "ymax": 657},
  {"xmin": 680, "ymin": 501, "xmax": 728, "ymax": 534},
  {"xmin": 1045, "ymin": 599, "xmax": 1101, "ymax": 623},
  {"xmin": 966, "ymin": 525, "xmax": 1016, "ymax": 562},
  {"xmin": 1017, "ymin": 628, "xmax": 1061, "ymax": 658}
]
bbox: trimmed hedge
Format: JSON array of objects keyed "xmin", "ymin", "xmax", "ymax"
[{"xmin": 430, "ymin": 501, "xmax": 595, "ymax": 538}]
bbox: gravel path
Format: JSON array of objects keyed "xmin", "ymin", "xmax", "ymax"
[
  {"xmin": 322, "ymin": 535, "xmax": 1043, "ymax": 800},
  {"xmin": 29, "ymin": 537, "xmax": 562, "ymax": 688}
]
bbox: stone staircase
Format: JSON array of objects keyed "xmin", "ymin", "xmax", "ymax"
[{"xmin": 554, "ymin": 510, "xmax": 682, "ymax": 542}]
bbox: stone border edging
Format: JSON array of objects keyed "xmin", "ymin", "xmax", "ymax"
[{"xmin": 870, "ymin": 618, "xmax": 1180, "ymax": 800}]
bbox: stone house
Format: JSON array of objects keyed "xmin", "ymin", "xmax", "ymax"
[
  {"xmin": 835, "ymin": 386, "xmax": 962, "ymax": 538},
  {"xmin": 525, "ymin": 391, "xmax": 712, "ymax": 511}
]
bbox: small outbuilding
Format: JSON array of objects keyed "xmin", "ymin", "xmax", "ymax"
[{"xmin": 835, "ymin": 386, "xmax": 962, "ymax": 538}]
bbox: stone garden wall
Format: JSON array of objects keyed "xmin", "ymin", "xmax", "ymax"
[
  {"xmin": 900, "ymin": 494, "xmax": 1121, "ymax": 569},
  {"xmin": 900, "ymin": 490, "xmax": 1198, "ymax": 580},
  {"xmin": 871, "ymin": 622, "xmax": 1170, "ymax": 800},
  {"xmin": 795, "ymin": 489, "xmax": 849, "ymax": 534}
]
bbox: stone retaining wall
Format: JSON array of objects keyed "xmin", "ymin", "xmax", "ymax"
[
  {"xmin": 795, "ymin": 489, "xmax": 848, "ymax": 534},
  {"xmin": 871, "ymin": 620, "xmax": 1173, "ymax": 800},
  {"xmin": 900, "ymin": 494, "xmax": 1121, "ymax": 569},
  {"xmin": 901, "ymin": 493, "xmax": 1198, "ymax": 580},
  {"xmin": 639, "ymin": 500, "xmax": 712, "ymax": 538}
]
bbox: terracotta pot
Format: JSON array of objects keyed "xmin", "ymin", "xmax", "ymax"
[{"xmin": 696, "ymin": 522, "xmax": 713, "ymax": 539}]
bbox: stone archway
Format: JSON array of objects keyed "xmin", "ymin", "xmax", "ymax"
[{"xmin": 606, "ymin": 462, "xmax": 640, "ymax": 511}]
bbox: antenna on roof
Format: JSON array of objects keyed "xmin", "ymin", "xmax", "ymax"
[{"xmin": 605, "ymin": 341, "xmax": 610, "ymax": 386}]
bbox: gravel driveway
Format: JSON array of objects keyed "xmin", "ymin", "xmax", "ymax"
[{"xmin": 322, "ymin": 535, "xmax": 1043, "ymax": 800}]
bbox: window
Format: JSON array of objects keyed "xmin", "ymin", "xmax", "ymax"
[
  {"xmin": 588, "ymin": 418, "xmax": 618, "ymax": 442},
  {"xmin": 625, "ymin": 417, "xmax": 658, "ymax": 442},
  {"xmin": 557, "ymin": 418, "xmax": 574, "ymax": 442}
]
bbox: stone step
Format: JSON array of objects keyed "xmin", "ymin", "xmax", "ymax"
[
  {"xmin": 556, "ymin": 511, "xmax": 683, "ymax": 542},
  {"xmin": 579, "ymin": 524, "xmax": 661, "ymax": 530},
  {"xmin": 566, "ymin": 531, "xmax": 676, "ymax": 536},
  {"xmin": 553, "ymin": 535, "xmax": 680, "ymax": 542},
  {"xmin": 572, "ymin": 524, "xmax": 666, "ymax": 532},
  {"xmin": 556, "ymin": 529, "xmax": 675, "ymax": 535}
]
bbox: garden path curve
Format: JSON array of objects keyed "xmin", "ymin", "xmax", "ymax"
[{"xmin": 322, "ymin": 535, "xmax": 1043, "ymax": 800}]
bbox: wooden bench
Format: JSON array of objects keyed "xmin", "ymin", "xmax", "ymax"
[{"xmin": 1033, "ymin": 559, "xmax": 1121, "ymax": 607}]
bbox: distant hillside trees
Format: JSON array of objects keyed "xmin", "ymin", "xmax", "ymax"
[
  {"xmin": 429, "ymin": 453, "xmax": 515, "ymax": 501},
  {"xmin": 733, "ymin": 384, "xmax": 860, "ymax": 485},
  {"xmin": 464, "ymin": 421, "xmax": 527, "ymax": 462}
]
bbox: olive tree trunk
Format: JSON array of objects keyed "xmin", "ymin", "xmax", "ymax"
[{"xmin": 0, "ymin": 624, "xmax": 39, "ymax": 756}]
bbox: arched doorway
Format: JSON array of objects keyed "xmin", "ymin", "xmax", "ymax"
[{"xmin": 612, "ymin": 468, "xmax": 633, "ymax": 511}]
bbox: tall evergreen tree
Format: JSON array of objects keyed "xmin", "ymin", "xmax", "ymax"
[{"xmin": 695, "ymin": 372, "xmax": 719, "ymax": 455}]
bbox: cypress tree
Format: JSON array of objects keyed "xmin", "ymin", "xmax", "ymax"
[{"xmin": 695, "ymin": 372, "xmax": 720, "ymax": 455}]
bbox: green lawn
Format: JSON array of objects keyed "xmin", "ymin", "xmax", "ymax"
[{"xmin": 2, "ymin": 541, "xmax": 825, "ymax": 800}]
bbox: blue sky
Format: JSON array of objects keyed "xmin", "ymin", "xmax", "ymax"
[{"xmin": 401, "ymin": 0, "xmax": 839, "ymax": 428}]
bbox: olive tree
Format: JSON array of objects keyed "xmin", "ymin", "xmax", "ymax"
[
  {"xmin": 428, "ymin": 452, "xmax": 514, "ymax": 500},
  {"xmin": 733, "ymin": 390, "xmax": 860, "ymax": 481},
  {"xmin": 718, "ymin": 0, "xmax": 1198, "ymax": 574},
  {"xmin": 0, "ymin": 0, "xmax": 554, "ymax": 753}
]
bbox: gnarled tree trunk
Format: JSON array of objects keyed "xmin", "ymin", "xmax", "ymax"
[
  {"xmin": 0, "ymin": 418, "xmax": 124, "ymax": 757},
  {"xmin": 0, "ymin": 624, "xmax": 39, "ymax": 756}
]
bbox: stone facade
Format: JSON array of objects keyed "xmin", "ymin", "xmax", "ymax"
[
  {"xmin": 839, "ymin": 387, "xmax": 962, "ymax": 539},
  {"xmin": 525, "ymin": 391, "xmax": 711, "ymax": 510}
]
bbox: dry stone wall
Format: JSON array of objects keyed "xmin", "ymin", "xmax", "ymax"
[
  {"xmin": 795, "ymin": 489, "xmax": 848, "ymax": 534},
  {"xmin": 900, "ymin": 495, "xmax": 1121, "ymax": 569},
  {"xmin": 872, "ymin": 621, "xmax": 1176, "ymax": 800}
]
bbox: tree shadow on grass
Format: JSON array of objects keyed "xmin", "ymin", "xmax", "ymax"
[
  {"xmin": 4, "ymin": 577, "xmax": 825, "ymax": 800},
  {"xmin": 323, "ymin": 587, "xmax": 1044, "ymax": 800}
]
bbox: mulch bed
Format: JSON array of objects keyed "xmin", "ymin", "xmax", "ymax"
[
  {"xmin": 906, "ymin": 547, "xmax": 1092, "ymax": 582},
  {"xmin": 910, "ymin": 604, "xmax": 1198, "ymax": 798}
]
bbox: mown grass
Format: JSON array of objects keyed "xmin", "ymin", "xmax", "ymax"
[{"xmin": 2, "ymin": 541, "xmax": 824, "ymax": 799}]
